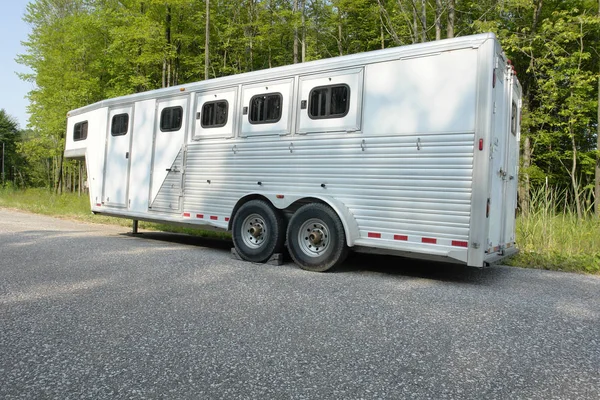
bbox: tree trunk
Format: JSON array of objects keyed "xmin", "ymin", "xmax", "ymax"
[
  {"xmin": 570, "ymin": 130, "xmax": 583, "ymax": 220},
  {"xmin": 163, "ymin": 5, "xmax": 171, "ymax": 88},
  {"xmin": 447, "ymin": 0, "xmax": 455, "ymax": 38},
  {"xmin": 420, "ymin": 0, "xmax": 426, "ymax": 43},
  {"xmin": 205, "ymin": 0, "xmax": 210, "ymax": 80},
  {"xmin": 293, "ymin": 0, "xmax": 299, "ymax": 63},
  {"xmin": 594, "ymin": 0, "xmax": 600, "ymax": 218},
  {"xmin": 301, "ymin": 0, "xmax": 306, "ymax": 62},
  {"xmin": 412, "ymin": 3, "xmax": 418, "ymax": 44},
  {"xmin": 519, "ymin": 136, "xmax": 531, "ymax": 215},
  {"xmin": 55, "ymin": 154, "xmax": 63, "ymax": 194},
  {"xmin": 338, "ymin": 23, "xmax": 343, "ymax": 56},
  {"xmin": 435, "ymin": 0, "xmax": 442, "ymax": 40}
]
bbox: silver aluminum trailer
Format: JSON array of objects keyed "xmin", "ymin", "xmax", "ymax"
[{"xmin": 64, "ymin": 33, "xmax": 521, "ymax": 272}]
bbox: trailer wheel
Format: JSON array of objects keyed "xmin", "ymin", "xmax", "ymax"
[
  {"xmin": 232, "ymin": 200, "xmax": 285, "ymax": 263},
  {"xmin": 286, "ymin": 203, "xmax": 348, "ymax": 272}
]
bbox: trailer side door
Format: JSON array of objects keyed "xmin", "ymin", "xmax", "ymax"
[
  {"xmin": 102, "ymin": 106, "xmax": 133, "ymax": 208},
  {"xmin": 149, "ymin": 96, "xmax": 189, "ymax": 213}
]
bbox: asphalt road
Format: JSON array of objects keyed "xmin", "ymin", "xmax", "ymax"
[{"xmin": 0, "ymin": 208, "xmax": 598, "ymax": 399}]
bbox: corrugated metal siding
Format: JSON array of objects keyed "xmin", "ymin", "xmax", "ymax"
[
  {"xmin": 150, "ymin": 149, "xmax": 183, "ymax": 213},
  {"xmin": 183, "ymin": 132, "xmax": 473, "ymax": 245}
]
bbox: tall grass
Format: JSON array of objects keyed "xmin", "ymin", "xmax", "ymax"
[{"xmin": 506, "ymin": 185, "xmax": 600, "ymax": 274}]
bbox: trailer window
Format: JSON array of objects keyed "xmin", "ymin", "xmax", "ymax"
[
  {"xmin": 201, "ymin": 100, "xmax": 228, "ymax": 128},
  {"xmin": 308, "ymin": 84, "xmax": 350, "ymax": 119},
  {"xmin": 511, "ymin": 102, "xmax": 518, "ymax": 136},
  {"xmin": 111, "ymin": 113, "xmax": 129, "ymax": 136},
  {"xmin": 73, "ymin": 121, "xmax": 88, "ymax": 141},
  {"xmin": 160, "ymin": 106, "xmax": 184, "ymax": 132},
  {"xmin": 249, "ymin": 93, "xmax": 282, "ymax": 124}
]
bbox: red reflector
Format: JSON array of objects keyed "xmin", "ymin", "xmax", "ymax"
[
  {"xmin": 394, "ymin": 235, "xmax": 408, "ymax": 241},
  {"xmin": 422, "ymin": 237, "xmax": 437, "ymax": 244},
  {"xmin": 225, "ymin": 217, "xmax": 230, "ymax": 222},
  {"xmin": 96, "ymin": 203, "xmax": 102, "ymax": 207},
  {"xmin": 368, "ymin": 232, "xmax": 381, "ymax": 238},
  {"xmin": 183, "ymin": 212, "xmax": 191, "ymax": 217},
  {"xmin": 196, "ymin": 214, "xmax": 204, "ymax": 219},
  {"xmin": 276, "ymin": 194, "xmax": 284, "ymax": 199},
  {"xmin": 479, "ymin": 139, "xmax": 484, "ymax": 151},
  {"xmin": 452, "ymin": 240, "xmax": 468, "ymax": 248},
  {"xmin": 210, "ymin": 216, "xmax": 218, "ymax": 220}
]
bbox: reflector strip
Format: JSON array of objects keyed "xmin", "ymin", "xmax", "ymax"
[
  {"xmin": 225, "ymin": 217, "xmax": 230, "ymax": 222},
  {"xmin": 368, "ymin": 232, "xmax": 381, "ymax": 238},
  {"xmin": 422, "ymin": 237, "xmax": 437, "ymax": 244},
  {"xmin": 394, "ymin": 235, "xmax": 408, "ymax": 241},
  {"xmin": 183, "ymin": 212, "xmax": 191, "ymax": 217},
  {"xmin": 196, "ymin": 214, "xmax": 204, "ymax": 219},
  {"xmin": 210, "ymin": 216, "xmax": 218, "ymax": 220},
  {"xmin": 452, "ymin": 240, "xmax": 468, "ymax": 248}
]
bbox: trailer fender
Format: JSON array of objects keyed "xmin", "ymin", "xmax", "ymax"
[{"xmin": 230, "ymin": 193, "xmax": 360, "ymax": 247}]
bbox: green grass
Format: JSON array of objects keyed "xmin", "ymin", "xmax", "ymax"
[
  {"xmin": 0, "ymin": 187, "xmax": 231, "ymax": 240},
  {"xmin": 504, "ymin": 186, "xmax": 600, "ymax": 275},
  {"xmin": 1, "ymin": 187, "xmax": 598, "ymax": 274}
]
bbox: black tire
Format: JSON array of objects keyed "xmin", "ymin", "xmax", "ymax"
[
  {"xmin": 286, "ymin": 203, "xmax": 348, "ymax": 272},
  {"xmin": 232, "ymin": 200, "xmax": 285, "ymax": 263}
]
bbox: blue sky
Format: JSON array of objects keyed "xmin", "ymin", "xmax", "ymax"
[{"xmin": 1, "ymin": 1, "xmax": 32, "ymax": 129}]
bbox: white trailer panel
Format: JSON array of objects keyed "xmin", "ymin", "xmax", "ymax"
[{"xmin": 65, "ymin": 33, "xmax": 520, "ymax": 272}]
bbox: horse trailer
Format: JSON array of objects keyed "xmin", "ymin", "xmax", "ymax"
[{"xmin": 64, "ymin": 32, "xmax": 521, "ymax": 271}]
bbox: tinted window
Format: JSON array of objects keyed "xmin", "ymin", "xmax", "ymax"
[
  {"xmin": 160, "ymin": 106, "xmax": 184, "ymax": 132},
  {"xmin": 111, "ymin": 113, "xmax": 129, "ymax": 136},
  {"xmin": 249, "ymin": 93, "xmax": 282, "ymax": 124},
  {"xmin": 201, "ymin": 100, "xmax": 228, "ymax": 128},
  {"xmin": 73, "ymin": 121, "xmax": 88, "ymax": 141},
  {"xmin": 309, "ymin": 84, "xmax": 350, "ymax": 119}
]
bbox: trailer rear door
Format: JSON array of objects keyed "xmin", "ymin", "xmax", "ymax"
[
  {"xmin": 502, "ymin": 77, "xmax": 521, "ymax": 247},
  {"xmin": 487, "ymin": 56, "xmax": 509, "ymax": 253},
  {"xmin": 488, "ymin": 56, "xmax": 520, "ymax": 254}
]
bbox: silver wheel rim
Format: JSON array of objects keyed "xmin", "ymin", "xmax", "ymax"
[
  {"xmin": 241, "ymin": 213, "xmax": 268, "ymax": 249},
  {"xmin": 297, "ymin": 218, "xmax": 330, "ymax": 258}
]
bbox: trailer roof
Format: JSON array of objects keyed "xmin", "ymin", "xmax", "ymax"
[{"xmin": 68, "ymin": 33, "xmax": 497, "ymax": 117}]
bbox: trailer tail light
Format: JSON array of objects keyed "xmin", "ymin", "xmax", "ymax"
[
  {"xmin": 486, "ymin": 198, "xmax": 490, "ymax": 218},
  {"xmin": 196, "ymin": 214, "xmax": 204, "ymax": 219},
  {"xmin": 479, "ymin": 139, "xmax": 484, "ymax": 151},
  {"xmin": 210, "ymin": 216, "xmax": 218, "ymax": 220},
  {"xmin": 183, "ymin": 212, "xmax": 191, "ymax": 217}
]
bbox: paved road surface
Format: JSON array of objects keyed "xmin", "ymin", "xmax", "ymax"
[{"xmin": 0, "ymin": 208, "xmax": 598, "ymax": 399}]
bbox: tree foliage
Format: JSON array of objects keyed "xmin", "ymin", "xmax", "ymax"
[{"xmin": 15, "ymin": 0, "xmax": 600, "ymax": 214}]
